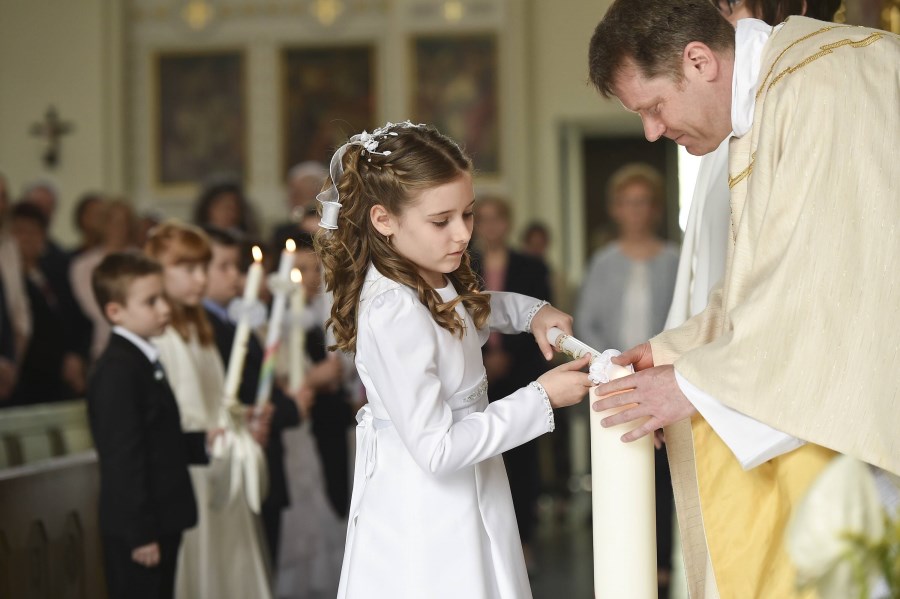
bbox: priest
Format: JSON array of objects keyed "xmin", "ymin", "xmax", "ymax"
[{"xmin": 586, "ymin": 1, "xmax": 899, "ymax": 597}]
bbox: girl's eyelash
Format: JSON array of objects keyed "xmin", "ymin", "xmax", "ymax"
[{"xmin": 434, "ymin": 220, "xmax": 449, "ymax": 227}]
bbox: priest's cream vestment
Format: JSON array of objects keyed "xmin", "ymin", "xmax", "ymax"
[{"xmin": 651, "ymin": 17, "xmax": 900, "ymax": 599}]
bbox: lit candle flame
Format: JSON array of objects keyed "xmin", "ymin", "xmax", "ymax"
[
  {"xmin": 286, "ymin": 238, "xmax": 296, "ymax": 252},
  {"xmin": 251, "ymin": 245, "xmax": 263, "ymax": 262},
  {"xmin": 291, "ymin": 268, "xmax": 302, "ymax": 284}
]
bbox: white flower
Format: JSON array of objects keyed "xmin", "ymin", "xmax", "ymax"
[{"xmin": 786, "ymin": 455, "xmax": 887, "ymax": 599}]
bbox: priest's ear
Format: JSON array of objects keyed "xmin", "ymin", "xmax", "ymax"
[{"xmin": 682, "ymin": 41, "xmax": 721, "ymax": 83}]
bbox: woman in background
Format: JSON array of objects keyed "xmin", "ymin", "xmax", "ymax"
[{"xmin": 192, "ymin": 178, "xmax": 258, "ymax": 236}]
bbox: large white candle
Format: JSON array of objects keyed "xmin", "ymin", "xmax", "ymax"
[
  {"xmin": 288, "ymin": 268, "xmax": 306, "ymax": 393},
  {"xmin": 255, "ymin": 239, "xmax": 296, "ymax": 407},
  {"xmin": 547, "ymin": 328, "xmax": 657, "ymax": 598},
  {"xmin": 223, "ymin": 245, "xmax": 264, "ymax": 403}
]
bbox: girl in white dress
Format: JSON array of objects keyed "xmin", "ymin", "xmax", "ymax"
[
  {"xmin": 145, "ymin": 222, "xmax": 273, "ymax": 599},
  {"xmin": 316, "ymin": 122, "xmax": 592, "ymax": 599}
]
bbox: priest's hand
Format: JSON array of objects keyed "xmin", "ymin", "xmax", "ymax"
[
  {"xmin": 529, "ymin": 304, "xmax": 574, "ymax": 361},
  {"xmin": 612, "ymin": 342, "xmax": 654, "ymax": 372},
  {"xmin": 591, "ymin": 364, "xmax": 696, "ymax": 442}
]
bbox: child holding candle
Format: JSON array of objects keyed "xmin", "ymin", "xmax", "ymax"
[
  {"xmin": 201, "ymin": 225, "xmax": 300, "ymax": 568},
  {"xmin": 317, "ymin": 122, "xmax": 592, "ymax": 599},
  {"xmin": 144, "ymin": 221, "xmax": 272, "ymax": 599}
]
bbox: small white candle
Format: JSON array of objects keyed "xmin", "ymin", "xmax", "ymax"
[
  {"xmin": 255, "ymin": 239, "xmax": 296, "ymax": 406},
  {"xmin": 223, "ymin": 245, "xmax": 264, "ymax": 403},
  {"xmin": 288, "ymin": 268, "xmax": 306, "ymax": 393}
]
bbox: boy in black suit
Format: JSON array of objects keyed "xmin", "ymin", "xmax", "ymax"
[{"xmin": 87, "ymin": 252, "xmax": 221, "ymax": 599}]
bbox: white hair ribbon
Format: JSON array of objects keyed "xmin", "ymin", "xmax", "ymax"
[{"xmin": 316, "ymin": 121, "xmax": 424, "ymax": 230}]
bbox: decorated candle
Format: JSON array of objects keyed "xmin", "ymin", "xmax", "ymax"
[
  {"xmin": 547, "ymin": 328, "xmax": 657, "ymax": 598},
  {"xmin": 288, "ymin": 268, "xmax": 306, "ymax": 393},
  {"xmin": 255, "ymin": 239, "xmax": 296, "ymax": 407},
  {"xmin": 223, "ymin": 246, "xmax": 264, "ymax": 403}
]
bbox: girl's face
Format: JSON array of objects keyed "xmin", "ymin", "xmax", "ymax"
[
  {"xmin": 373, "ymin": 173, "xmax": 475, "ymax": 289},
  {"xmin": 164, "ymin": 259, "xmax": 208, "ymax": 306}
]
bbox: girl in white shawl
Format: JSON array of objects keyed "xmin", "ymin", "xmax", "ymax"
[{"xmin": 145, "ymin": 222, "xmax": 272, "ymax": 599}]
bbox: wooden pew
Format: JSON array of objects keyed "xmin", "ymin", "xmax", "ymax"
[
  {"xmin": 0, "ymin": 451, "xmax": 106, "ymax": 599},
  {"xmin": 0, "ymin": 400, "xmax": 93, "ymax": 468}
]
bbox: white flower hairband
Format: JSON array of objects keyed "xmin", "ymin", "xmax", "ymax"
[{"xmin": 317, "ymin": 120, "xmax": 426, "ymax": 230}]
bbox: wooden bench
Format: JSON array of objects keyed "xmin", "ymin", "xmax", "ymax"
[
  {"xmin": 0, "ymin": 451, "xmax": 106, "ymax": 599},
  {"xmin": 0, "ymin": 400, "xmax": 93, "ymax": 468}
]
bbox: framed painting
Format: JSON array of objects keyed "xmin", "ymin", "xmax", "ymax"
[
  {"xmin": 282, "ymin": 45, "xmax": 376, "ymax": 172},
  {"xmin": 155, "ymin": 51, "xmax": 246, "ymax": 187},
  {"xmin": 411, "ymin": 34, "xmax": 499, "ymax": 175}
]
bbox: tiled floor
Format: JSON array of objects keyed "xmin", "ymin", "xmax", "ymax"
[{"xmin": 530, "ymin": 497, "xmax": 595, "ymax": 599}]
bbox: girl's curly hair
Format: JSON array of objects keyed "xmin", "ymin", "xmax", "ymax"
[{"xmin": 314, "ymin": 124, "xmax": 490, "ymax": 353}]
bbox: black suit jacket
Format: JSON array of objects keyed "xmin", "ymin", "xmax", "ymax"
[
  {"xmin": 87, "ymin": 334, "xmax": 207, "ymax": 549},
  {"xmin": 205, "ymin": 306, "xmax": 300, "ymax": 511}
]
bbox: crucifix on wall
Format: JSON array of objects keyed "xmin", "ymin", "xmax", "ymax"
[{"xmin": 29, "ymin": 106, "xmax": 74, "ymax": 169}]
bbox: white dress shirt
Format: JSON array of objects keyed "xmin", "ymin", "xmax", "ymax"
[{"xmin": 674, "ymin": 18, "xmax": 804, "ymax": 471}]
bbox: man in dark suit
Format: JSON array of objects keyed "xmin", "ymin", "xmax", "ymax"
[
  {"xmin": 22, "ymin": 180, "xmax": 93, "ymax": 367},
  {"xmin": 202, "ymin": 226, "xmax": 300, "ymax": 567},
  {"xmin": 0, "ymin": 276, "xmax": 16, "ymax": 402},
  {"xmin": 8, "ymin": 202, "xmax": 83, "ymax": 404},
  {"xmin": 87, "ymin": 252, "xmax": 219, "ymax": 599}
]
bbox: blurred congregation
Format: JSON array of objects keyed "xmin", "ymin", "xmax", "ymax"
[{"xmin": 1, "ymin": 0, "xmax": 896, "ymax": 598}]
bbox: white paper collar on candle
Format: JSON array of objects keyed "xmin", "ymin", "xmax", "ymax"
[
  {"xmin": 588, "ymin": 349, "xmax": 634, "ymax": 385},
  {"xmin": 227, "ymin": 297, "xmax": 268, "ymax": 328}
]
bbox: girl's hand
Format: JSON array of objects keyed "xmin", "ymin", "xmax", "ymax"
[
  {"xmin": 536, "ymin": 354, "xmax": 592, "ymax": 409},
  {"xmin": 530, "ymin": 304, "xmax": 574, "ymax": 361}
]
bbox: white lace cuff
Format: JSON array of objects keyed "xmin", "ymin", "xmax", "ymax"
[
  {"xmin": 528, "ymin": 381, "xmax": 555, "ymax": 432},
  {"xmin": 524, "ymin": 300, "xmax": 550, "ymax": 334}
]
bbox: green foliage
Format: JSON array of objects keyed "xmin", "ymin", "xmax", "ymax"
[{"xmin": 842, "ymin": 513, "xmax": 900, "ymax": 599}]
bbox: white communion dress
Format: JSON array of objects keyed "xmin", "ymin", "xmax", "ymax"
[{"xmin": 337, "ymin": 265, "xmax": 555, "ymax": 599}]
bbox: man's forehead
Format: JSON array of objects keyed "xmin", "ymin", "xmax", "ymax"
[
  {"xmin": 612, "ymin": 63, "xmax": 674, "ymax": 111},
  {"xmin": 612, "ymin": 65, "xmax": 654, "ymax": 109}
]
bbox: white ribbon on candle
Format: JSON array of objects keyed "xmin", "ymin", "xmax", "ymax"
[{"xmin": 207, "ymin": 405, "xmax": 270, "ymax": 514}]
